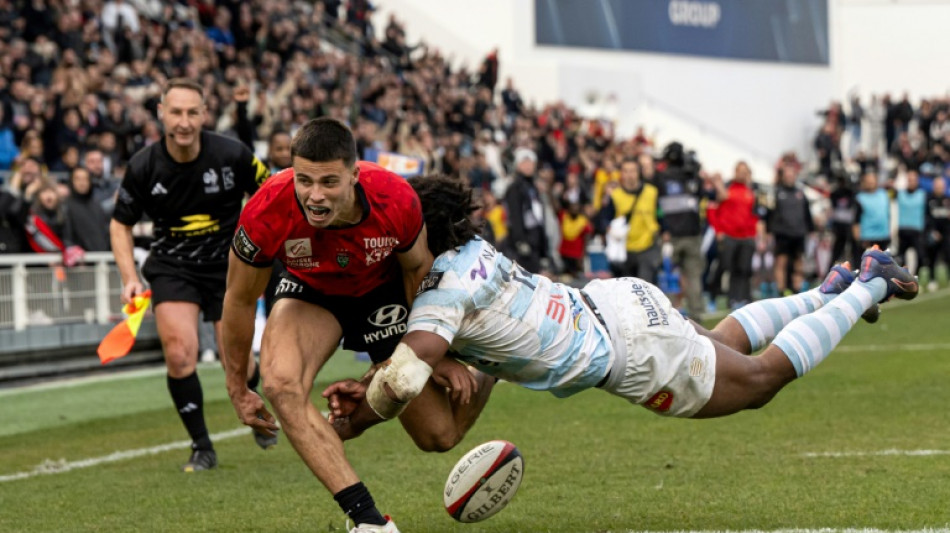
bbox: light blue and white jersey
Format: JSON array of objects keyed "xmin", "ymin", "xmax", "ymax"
[{"xmin": 409, "ymin": 237, "xmax": 614, "ymax": 397}]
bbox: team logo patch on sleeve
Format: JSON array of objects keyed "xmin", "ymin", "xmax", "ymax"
[
  {"xmin": 233, "ymin": 226, "xmax": 261, "ymax": 262},
  {"xmin": 416, "ymin": 270, "xmax": 444, "ymax": 295}
]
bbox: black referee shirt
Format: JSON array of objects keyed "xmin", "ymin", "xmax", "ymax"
[{"xmin": 113, "ymin": 131, "xmax": 269, "ymax": 268}]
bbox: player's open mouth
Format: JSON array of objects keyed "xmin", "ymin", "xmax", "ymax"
[{"xmin": 308, "ymin": 206, "xmax": 331, "ymax": 217}]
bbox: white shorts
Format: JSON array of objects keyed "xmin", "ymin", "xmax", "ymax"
[{"xmin": 583, "ymin": 278, "xmax": 717, "ymax": 417}]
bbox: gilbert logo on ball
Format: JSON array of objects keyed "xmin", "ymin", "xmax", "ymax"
[{"xmin": 443, "ymin": 440, "xmax": 524, "ymax": 523}]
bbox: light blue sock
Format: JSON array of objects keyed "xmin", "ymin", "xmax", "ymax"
[
  {"xmin": 772, "ymin": 279, "xmax": 887, "ymax": 377},
  {"xmin": 729, "ymin": 289, "xmax": 836, "ymax": 352}
]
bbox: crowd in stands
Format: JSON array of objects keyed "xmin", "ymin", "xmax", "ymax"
[{"xmin": 0, "ymin": 0, "xmax": 947, "ymax": 318}]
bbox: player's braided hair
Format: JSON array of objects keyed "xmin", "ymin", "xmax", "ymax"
[{"xmin": 409, "ymin": 174, "xmax": 482, "ymax": 256}]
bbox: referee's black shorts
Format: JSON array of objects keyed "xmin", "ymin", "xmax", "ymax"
[{"xmin": 142, "ymin": 257, "xmax": 227, "ymax": 322}]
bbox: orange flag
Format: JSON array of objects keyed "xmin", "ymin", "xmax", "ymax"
[{"xmin": 98, "ymin": 290, "xmax": 152, "ymax": 364}]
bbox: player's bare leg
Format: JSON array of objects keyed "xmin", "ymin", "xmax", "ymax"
[
  {"xmin": 155, "ymin": 301, "xmax": 216, "ymax": 471},
  {"xmin": 398, "ymin": 368, "xmax": 496, "ymax": 453},
  {"xmin": 259, "ymin": 299, "xmax": 355, "ymax": 490},
  {"xmin": 695, "ymin": 261, "xmax": 881, "ymax": 356},
  {"xmin": 694, "ymin": 249, "xmax": 917, "ymax": 418},
  {"xmin": 261, "ymin": 299, "xmax": 391, "ymax": 527},
  {"xmin": 691, "ymin": 318, "xmax": 752, "ymax": 355}
]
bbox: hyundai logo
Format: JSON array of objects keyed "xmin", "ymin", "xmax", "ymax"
[{"xmin": 367, "ymin": 304, "xmax": 408, "ymax": 327}]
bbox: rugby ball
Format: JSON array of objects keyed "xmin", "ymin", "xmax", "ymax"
[{"xmin": 443, "ymin": 440, "xmax": 524, "ymax": 523}]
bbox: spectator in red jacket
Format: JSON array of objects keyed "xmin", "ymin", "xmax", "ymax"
[{"xmin": 713, "ymin": 161, "xmax": 764, "ymax": 308}]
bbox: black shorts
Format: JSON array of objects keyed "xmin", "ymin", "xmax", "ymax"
[
  {"xmin": 272, "ymin": 271, "xmax": 408, "ymax": 364},
  {"xmin": 773, "ymin": 234, "xmax": 805, "ymax": 258},
  {"xmin": 141, "ymin": 257, "xmax": 227, "ymax": 322}
]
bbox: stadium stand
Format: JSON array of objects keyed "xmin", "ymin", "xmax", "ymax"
[{"xmin": 1, "ymin": 0, "xmax": 948, "ymax": 379}]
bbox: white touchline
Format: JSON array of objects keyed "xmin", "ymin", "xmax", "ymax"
[
  {"xmin": 0, "ymin": 426, "xmax": 251, "ymax": 483},
  {"xmin": 624, "ymin": 529, "xmax": 950, "ymax": 533},
  {"xmin": 802, "ymin": 449, "xmax": 950, "ymax": 458},
  {"xmin": 0, "ymin": 362, "xmax": 220, "ymax": 397},
  {"xmin": 833, "ymin": 343, "xmax": 950, "ymax": 353}
]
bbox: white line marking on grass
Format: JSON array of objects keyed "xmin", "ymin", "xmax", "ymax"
[
  {"xmin": 834, "ymin": 343, "xmax": 950, "ymax": 353},
  {"xmin": 803, "ymin": 449, "xmax": 950, "ymax": 458},
  {"xmin": 0, "ymin": 426, "xmax": 250, "ymax": 483},
  {"xmin": 624, "ymin": 529, "xmax": 950, "ymax": 533},
  {"xmin": 0, "ymin": 362, "xmax": 220, "ymax": 397}
]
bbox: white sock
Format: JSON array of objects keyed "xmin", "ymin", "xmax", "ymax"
[
  {"xmin": 728, "ymin": 289, "xmax": 836, "ymax": 352},
  {"xmin": 772, "ymin": 279, "xmax": 886, "ymax": 377}
]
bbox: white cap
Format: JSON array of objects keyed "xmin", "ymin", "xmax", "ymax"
[{"xmin": 514, "ymin": 147, "xmax": 537, "ymax": 165}]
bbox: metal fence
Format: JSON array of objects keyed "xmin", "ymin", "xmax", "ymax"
[{"xmin": 0, "ymin": 252, "xmax": 125, "ymax": 330}]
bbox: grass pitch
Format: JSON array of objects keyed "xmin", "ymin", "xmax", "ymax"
[{"xmin": 2, "ymin": 291, "xmax": 950, "ymax": 532}]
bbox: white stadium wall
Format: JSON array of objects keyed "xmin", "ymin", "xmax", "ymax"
[
  {"xmin": 832, "ymin": 0, "xmax": 950, "ymax": 101},
  {"xmin": 375, "ymin": 0, "xmax": 950, "ymax": 180}
]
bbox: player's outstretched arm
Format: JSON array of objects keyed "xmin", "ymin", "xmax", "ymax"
[
  {"xmin": 221, "ymin": 250, "xmax": 278, "ymax": 436},
  {"xmin": 332, "ymin": 330, "xmax": 460, "ymax": 440}
]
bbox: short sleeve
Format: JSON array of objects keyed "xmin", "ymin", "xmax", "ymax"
[
  {"xmin": 231, "ymin": 188, "xmax": 281, "ymax": 267},
  {"xmin": 112, "ymin": 166, "xmax": 146, "ymax": 226},
  {"xmin": 407, "ymin": 271, "xmax": 469, "ymax": 344}
]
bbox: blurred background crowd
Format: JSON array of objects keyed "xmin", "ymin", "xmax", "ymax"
[{"xmin": 1, "ymin": 0, "xmax": 948, "ymax": 319}]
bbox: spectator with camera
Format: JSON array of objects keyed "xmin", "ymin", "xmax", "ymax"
[{"xmin": 656, "ymin": 142, "xmax": 710, "ymax": 317}]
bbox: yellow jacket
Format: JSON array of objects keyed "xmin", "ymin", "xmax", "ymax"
[
  {"xmin": 593, "ymin": 168, "xmax": 620, "ymax": 211},
  {"xmin": 485, "ymin": 205, "xmax": 508, "ymax": 243},
  {"xmin": 609, "ymin": 184, "xmax": 659, "ymax": 252}
]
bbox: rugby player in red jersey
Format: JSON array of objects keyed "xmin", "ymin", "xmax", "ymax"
[{"xmin": 219, "ymin": 118, "xmax": 469, "ymax": 533}]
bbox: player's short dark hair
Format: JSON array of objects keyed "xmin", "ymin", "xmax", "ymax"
[
  {"xmin": 268, "ymin": 130, "xmax": 290, "ymax": 144},
  {"xmin": 162, "ymin": 78, "xmax": 205, "ymax": 102},
  {"xmin": 291, "ymin": 117, "xmax": 357, "ymax": 168},
  {"xmin": 408, "ymin": 175, "xmax": 482, "ymax": 256}
]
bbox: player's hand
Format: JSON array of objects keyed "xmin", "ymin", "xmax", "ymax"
[
  {"xmin": 120, "ymin": 280, "xmax": 145, "ymax": 305},
  {"xmin": 322, "ymin": 379, "xmax": 366, "ymax": 422},
  {"xmin": 228, "ymin": 387, "xmax": 280, "ymax": 437},
  {"xmin": 431, "ymin": 358, "xmax": 478, "ymax": 405},
  {"xmin": 329, "ymin": 414, "xmax": 364, "ymax": 441},
  {"xmin": 23, "ymin": 175, "xmax": 43, "ymax": 199}
]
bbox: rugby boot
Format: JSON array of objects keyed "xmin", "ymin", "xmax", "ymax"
[
  {"xmin": 858, "ymin": 246, "xmax": 919, "ymax": 302},
  {"xmin": 348, "ymin": 516, "xmax": 400, "ymax": 533},
  {"xmin": 818, "ymin": 262, "xmax": 881, "ymax": 323},
  {"xmin": 182, "ymin": 447, "xmax": 217, "ymax": 472}
]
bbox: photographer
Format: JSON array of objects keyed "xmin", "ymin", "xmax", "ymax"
[{"xmin": 656, "ymin": 142, "xmax": 711, "ymax": 318}]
